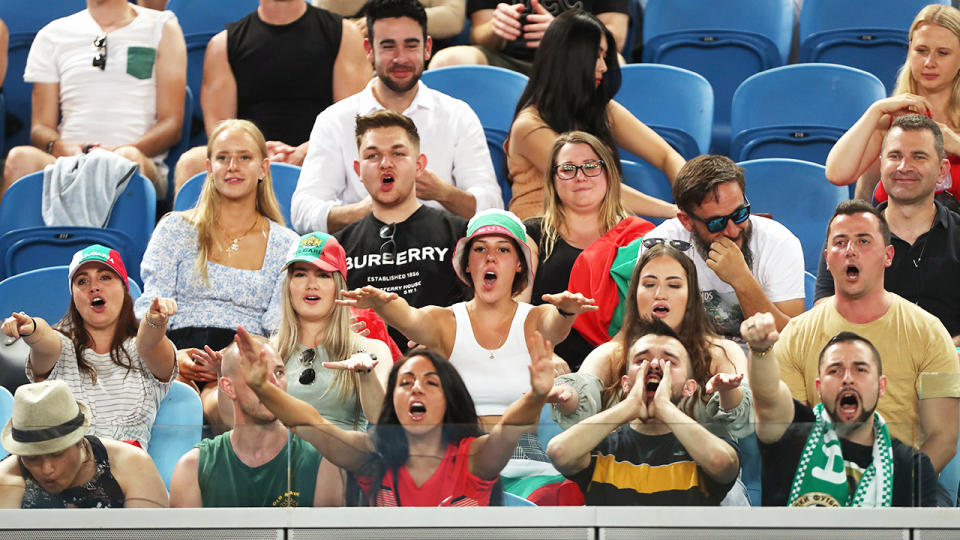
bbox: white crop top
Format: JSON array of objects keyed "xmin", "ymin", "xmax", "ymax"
[{"xmin": 448, "ymin": 301, "xmax": 534, "ymax": 416}]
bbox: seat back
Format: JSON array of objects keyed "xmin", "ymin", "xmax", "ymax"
[
  {"xmin": 0, "ymin": 266, "xmax": 142, "ymax": 323},
  {"xmin": 642, "ymin": 0, "xmax": 793, "ymax": 154},
  {"xmin": 798, "ymin": 0, "xmax": 949, "ymax": 92},
  {"xmin": 0, "ymin": 171, "xmax": 156, "ymax": 261},
  {"xmin": 503, "ymin": 492, "xmax": 537, "ymax": 507},
  {"xmin": 730, "ymin": 64, "xmax": 886, "ymax": 163},
  {"xmin": 739, "ymin": 158, "xmax": 847, "ymax": 274},
  {"xmin": 174, "ymin": 162, "xmax": 301, "ymax": 227},
  {"xmin": 0, "ymin": 227, "xmax": 143, "ymax": 285},
  {"xmin": 0, "ymin": 386, "xmax": 13, "ymax": 459},
  {"xmin": 620, "ymin": 160, "xmax": 674, "ymax": 204},
  {"xmin": 0, "ymin": 1, "xmax": 80, "ymax": 154},
  {"xmin": 804, "ymin": 271, "xmax": 816, "ymax": 311},
  {"xmin": 488, "ymin": 141, "xmax": 512, "ymax": 204},
  {"xmin": 148, "ymin": 380, "xmax": 203, "ymax": 489},
  {"xmin": 615, "ymin": 64, "xmax": 713, "ymax": 163},
  {"xmin": 166, "ymin": 0, "xmax": 261, "ymax": 147}
]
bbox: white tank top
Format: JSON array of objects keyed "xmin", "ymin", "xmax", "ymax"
[{"xmin": 448, "ymin": 301, "xmax": 534, "ymax": 416}]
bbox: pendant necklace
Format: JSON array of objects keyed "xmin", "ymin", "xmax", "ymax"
[{"xmin": 218, "ymin": 216, "xmax": 260, "ymax": 254}]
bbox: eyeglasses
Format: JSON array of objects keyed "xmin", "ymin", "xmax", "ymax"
[
  {"xmin": 379, "ymin": 223, "xmax": 396, "ymax": 259},
  {"xmin": 298, "ymin": 348, "xmax": 316, "ymax": 385},
  {"xmin": 554, "ymin": 160, "xmax": 605, "ymax": 180},
  {"xmin": 642, "ymin": 238, "xmax": 692, "ymax": 252},
  {"xmin": 688, "ymin": 198, "xmax": 751, "ymax": 233},
  {"xmin": 92, "ymin": 34, "xmax": 107, "ymax": 70}
]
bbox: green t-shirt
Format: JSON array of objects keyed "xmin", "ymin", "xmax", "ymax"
[{"xmin": 197, "ymin": 432, "xmax": 321, "ymax": 507}]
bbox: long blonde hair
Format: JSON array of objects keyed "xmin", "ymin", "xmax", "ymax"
[
  {"xmin": 540, "ymin": 131, "xmax": 627, "ymax": 259},
  {"xmin": 187, "ymin": 119, "xmax": 285, "ymax": 282},
  {"xmin": 894, "ymin": 4, "xmax": 960, "ymax": 127},
  {"xmin": 273, "ymin": 269, "xmax": 360, "ymax": 402}
]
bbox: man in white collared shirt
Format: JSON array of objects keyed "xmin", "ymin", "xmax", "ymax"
[{"xmin": 293, "ymin": 0, "xmax": 502, "ymax": 234}]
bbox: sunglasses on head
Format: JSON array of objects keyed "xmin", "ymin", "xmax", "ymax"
[
  {"xmin": 641, "ymin": 238, "xmax": 692, "ymax": 252},
  {"xmin": 299, "ymin": 348, "xmax": 317, "ymax": 385},
  {"xmin": 688, "ymin": 199, "xmax": 751, "ymax": 233}
]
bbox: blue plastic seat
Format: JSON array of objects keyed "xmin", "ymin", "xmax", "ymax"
[
  {"xmin": 166, "ymin": 0, "xmax": 262, "ymax": 147},
  {"xmin": 798, "ymin": 0, "xmax": 949, "ymax": 93},
  {"xmin": 0, "ymin": 1, "xmax": 80, "ymax": 155},
  {"xmin": 730, "ymin": 64, "xmax": 887, "ymax": 164},
  {"xmin": 174, "ymin": 162, "xmax": 300, "ymax": 228},
  {"xmin": 642, "ymin": 0, "xmax": 793, "ymax": 155},
  {"xmin": 0, "ymin": 171, "xmax": 156, "ymax": 283},
  {"xmin": 148, "ymin": 380, "xmax": 203, "ymax": 489},
  {"xmin": 620, "ymin": 160, "xmax": 674, "ymax": 204},
  {"xmin": 739, "ymin": 158, "xmax": 847, "ymax": 274},
  {"xmin": 0, "ymin": 227, "xmax": 143, "ymax": 285},
  {"xmin": 0, "ymin": 385, "xmax": 12, "ymax": 459},
  {"xmin": 615, "ymin": 64, "xmax": 713, "ymax": 163},
  {"xmin": 502, "ymin": 492, "xmax": 537, "ymax": 507},
  {"xmin": 804, "ymin": 271, "xmax": 816, "ymax": 311}
]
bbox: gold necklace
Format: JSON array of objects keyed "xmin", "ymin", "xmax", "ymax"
[{"xmin": 217, "ymin": 216, "xmax": 261, "ymax": 254}]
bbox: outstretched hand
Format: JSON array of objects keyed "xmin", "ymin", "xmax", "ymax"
[
  {"xmin": 146, "ymin": 297, "xmax": 178, "ymax": 329},
  {"xmin": 235, "ymin": 326, "xmax": 270, "ymax": 390},
  {"xmin": 705, "ymin": 372, "xmax": 744, "ymax": 395},
  {"xmin": 337, "ymin": 286, "xmax": 399, "ymax": 310},
  {"xmin": 526, "ymin": 330, "xmax": 555, "ymax": 398},
  {"xmin": 190, "ymin": 345, "xmax": 224, "ymax": 376},
  {"xmin": 322, "ymin": 352, "xmax": 378, "ymax": 374},
  {"xmin": 740, "ymin": 312, "xmax": 779, "ymax": 353},
  {"xmin": 2, "ymin": 312, "xmax": 36, "ymax": 339},
  {"xmin": 542, "ymin": 291, "xmax": 598, "ymax": 317}
]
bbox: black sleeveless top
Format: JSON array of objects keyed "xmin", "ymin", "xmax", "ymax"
[
  {"xmin": 226, "ymin": 5, "xmax": 343, "ymax": 145},
  {"xmin": 20, "ymin": 436, "xmax": 125, "ymax": 508}
]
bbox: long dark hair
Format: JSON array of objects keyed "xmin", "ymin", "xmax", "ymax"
[
  {"xmin": 354, "ymin": 350, "xmax": 502, "ymax": 506},
  {"xmin": 57, "ymin": 289, "xmax": 140, "ymax": 384},
  {"xmin": 515, "ymin": 9, "xmax": 622, "ymax": 164},
  {"xmin": 603, "ymin": 244, "xmax": 730, "ymax": 407}
]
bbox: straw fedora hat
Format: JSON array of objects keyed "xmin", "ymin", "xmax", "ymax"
[{"xmin": 1, "ymin": 380, "xmax": 91, "ymax": 456}]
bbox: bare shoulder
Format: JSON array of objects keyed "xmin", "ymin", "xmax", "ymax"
[
  {"xmin": 0, "ymin": 456, "xmax": 25, "ymax": 509},
  {"xmin": 511, "ymin": 108, "xmax": 546, "ymax": 136},
  {"xmin": 102, "ymin": 439, "xmax": 155, "ymax": 471},
  {"xmin": 707, "ymin": 335, "xmax": 746, "ymax": 374}
]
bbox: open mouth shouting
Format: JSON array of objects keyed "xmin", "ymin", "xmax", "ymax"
[
  {"xmin": 482, "ymin": 270, "xmax": 498, "ymax": 290},
  {"xmin": 845, "ymin": 263, "xmax": 860, "ymax": 283},
  {"xmin": 380, "ymin": 174, "xmax": 395, "ymax": 190},
  {"xmin": 409, "ymin": 400, "xmax": 427, "ymax": 421},
  {"xmin": 651, "ymin": 302, "xmax": 670, "ymax": 319},
  {"xmin": 836, "ymin": 389, "xmax": 862, "ymax": 421},
  {"xmin": 90, "ymin": 296, "xmax": 106, "ymax": 312},
  {"xmin": 644, "ymin": 368, "xmax": 662, "ymax": 401}
]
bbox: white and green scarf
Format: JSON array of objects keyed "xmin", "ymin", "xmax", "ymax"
[{"xmin": 787, "ymin": 403, "xmax": 893, "ymax": 507}]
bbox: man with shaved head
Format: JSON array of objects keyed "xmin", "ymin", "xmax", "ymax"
[{"xmin": 169, "ymin": 332, "xmax": 331, "ymax": 507}]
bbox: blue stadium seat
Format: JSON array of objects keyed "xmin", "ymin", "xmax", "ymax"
[
  {"xmin": 0, "ymin": 386, "xmax": 12, "ymax": 460},
  {"xmin": 503, "ymin": 492, "xmax": 537, "ymax": 507},
  {"xmin": 538, "ymin": 404, "xmax": 562, "ymax": 451},
  {"xmin": 739, "ymin": 158, "xmax": 847, "ymax": 274},
  {"xmin": 620, "ymin": 159, "xmax": 674, "ymax": 204},
  {"xmin": 162, "ymin": 86, "xmax": 195, "ymax": 210},
  {"xmin": 642, "ymin": 0, "xmax": 793, "ymax": 155},
  {"xmin": 488, "ymin": 141, "xmax": 512, "ymax": 205},
  {"xmin": 174, "ymin": 162, "xmax": 300, "ymax": 228},
  {"xmin": 0, "ymin": 227, "xmax": 143, "ymax": 285},
  {"xmin": 730, "ymin": 64, "xmax": 887, "ymax": 164},
  {"xmin": 615, "ymin": 63, "xmax": 713, "ymax": 162},
  {"xmin": 0, "ymin": 171, "xmax": 156, "ymax": 282},
  {"xmin": 165, "ymin": 0, "xmax": 260, "ymax": 147},
  {"xmin": 0, "ymin": 1, "xmax": 79, "ymax": 155},
  {"xmin": 0, "ymin": 93, "xmax": 6, "ymax": 155},
  {"xmin": 804, "ymin": 271, "xmax": 816, "ymax": 311},
  {"xmin": 148, "ymin": 380, "xmax": 203, "ymax": 489},
  {"xmin": 798, "ymin": 0, "xmax": 950, "ymax": 93}
]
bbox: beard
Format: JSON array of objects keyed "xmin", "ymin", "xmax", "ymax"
[
  {"xmin": 377, "ymin": 62, "xmax": 423, "ymax": 93},
  {"xmin": 824, "ymin": 396, "xmax": 877, "ymax": 438},
  {"xmin": 693, "ymin": 221, "xmax": 754, "ymax": 269}
]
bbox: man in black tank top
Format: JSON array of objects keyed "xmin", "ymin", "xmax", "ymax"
[
  {"xmin": 171, "ymin": 0, "xmax": 372, "ymax": 194},
  {"xmin": 0, "ymin": 381, "xmax": 169, "ymax": 508}
]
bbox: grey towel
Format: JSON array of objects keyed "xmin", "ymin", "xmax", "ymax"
[{"xmin": 41, "ymin": 149, "xmax": 138, "ymax": 227}]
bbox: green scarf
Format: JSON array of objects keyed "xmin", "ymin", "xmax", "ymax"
[{"xmin": 787, "ymin": 402, "xmax": 893, "ymax": 507}]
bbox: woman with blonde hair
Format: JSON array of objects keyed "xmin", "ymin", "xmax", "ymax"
[
  {"xmin": 520, "ymin": 131, "xmax": 637, "ymax": 370},
  {"xmin": 827, "ymin": 3, "xmax": 960, "ymax": 207},
  {"xmin": 136, "ymin": 119, "xmax": 299, "ymax": 424}
]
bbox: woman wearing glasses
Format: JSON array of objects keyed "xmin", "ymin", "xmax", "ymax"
[
  {"xmin": 136, "ymin": 119, "xmax": 299, "ymax": 426},
  {"xmin": 549, "ymin": 242, "xmax": 751, "ymax": 443},
  {"xmin": 504, "ymin": 9, "xmax": 683, "ymax": 221},
  {"xmin": 518, "ymin": 131, "xmax": 644, "ymax": 371},
  {"xmin": 275, "ymin": 232, "xmax": 392, "ymax": 431}
]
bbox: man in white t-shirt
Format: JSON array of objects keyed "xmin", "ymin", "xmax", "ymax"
[
  {"xmin": 291, "ymin": 0, "xmax": 502, "ymax": 235},
  {"xmin": 2, "ymin": 0, "xmax": 186, "ymax": 200},
  {"xmin": 643, "ymin": 155, "xmax": 805, "ymax": 339}
]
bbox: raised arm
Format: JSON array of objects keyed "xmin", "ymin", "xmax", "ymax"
[
  {"xmin": 469, "ymin": 331, "xmax": 552, "ymax": 480},
  {"xmin": 2, "ymin": 313, "xmax": 62, "ymax": 380},
  {"xmin": 320, "ymin": 336, "xmax": 393, "ymax": 423},
  {"xmin": 740, "ymin": 312, "xmax": 794, "ymax": 444},
  {"xmin": 135, "ymin": 297, "xmax": 178, "ymax": 381},
  {"xmin": 337, "ymin": 286, "xmax": 454, "ymax": 354},
  {"xmin": 235, "ymin": 326, "xmax": 375, "ymax": 472},
  {"xmin": 532, "ymin": 291, "xmax": 598, "ymax": 346}
]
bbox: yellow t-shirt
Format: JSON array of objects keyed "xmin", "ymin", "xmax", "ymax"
[{"xmin": 774, "ymin": 293, "xmax": 960, "ymax": 445}]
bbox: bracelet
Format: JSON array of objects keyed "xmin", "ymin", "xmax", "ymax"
[
  {"xmin": 45, "ymin": 139, "xmax": 58, "ymax": 155},
  {"xmin": 20, "ymin": 317, "xmax": 36, "ymax": 337},
  {"xmin": 358, "ymin": 351, "xmax": 376, "ymax": 374},
  {"xmin": 556, "ymin": 306, "xmax": 575, "ymax": 318},
  {"xmin": 144, "ymin": 316, "xmax": 165, "ymax": 329},
  {"xmin": 748, "ymin": 345, "xmax": 771, "ymax": 357}
]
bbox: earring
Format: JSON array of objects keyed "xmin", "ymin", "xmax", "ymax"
[{"xmin": 258, "ymin": 178, "xmax": 264, "ymax": 184}]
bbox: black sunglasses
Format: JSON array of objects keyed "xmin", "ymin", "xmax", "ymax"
[
  {"xmin": 642, "ymin": 238, "xmax": 692, "ymax": 252},
  {"xmin": 688, "ymin": 198, "xmax": 751, "ymax": 233},
  {"xmin": 379, "ymin": 223, "xmax": 396, "ymax": 259},
  {"xmin": 298, "ymin": 348, "xmax": 316, "ymax": 385},
  {"xmin": 93, "ymin": 34, "xmax": 107, "ymax": 70}
]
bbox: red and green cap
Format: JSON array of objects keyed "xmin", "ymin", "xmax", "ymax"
[
  {"xmin": 283, "ymin": 232, "xmax": 348, "ymax": 279},
  {"xmin": 68, "ymin": 244, "xmax": 129, "ymax": 290},
  {"xmin": 451, "ymin": 209, "xmax": 531, "ymax": 286}
]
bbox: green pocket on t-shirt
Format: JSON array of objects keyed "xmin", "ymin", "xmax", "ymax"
[{"xmin": 126, "ymin": 46, "xmax": 157, "ymax": 80}]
